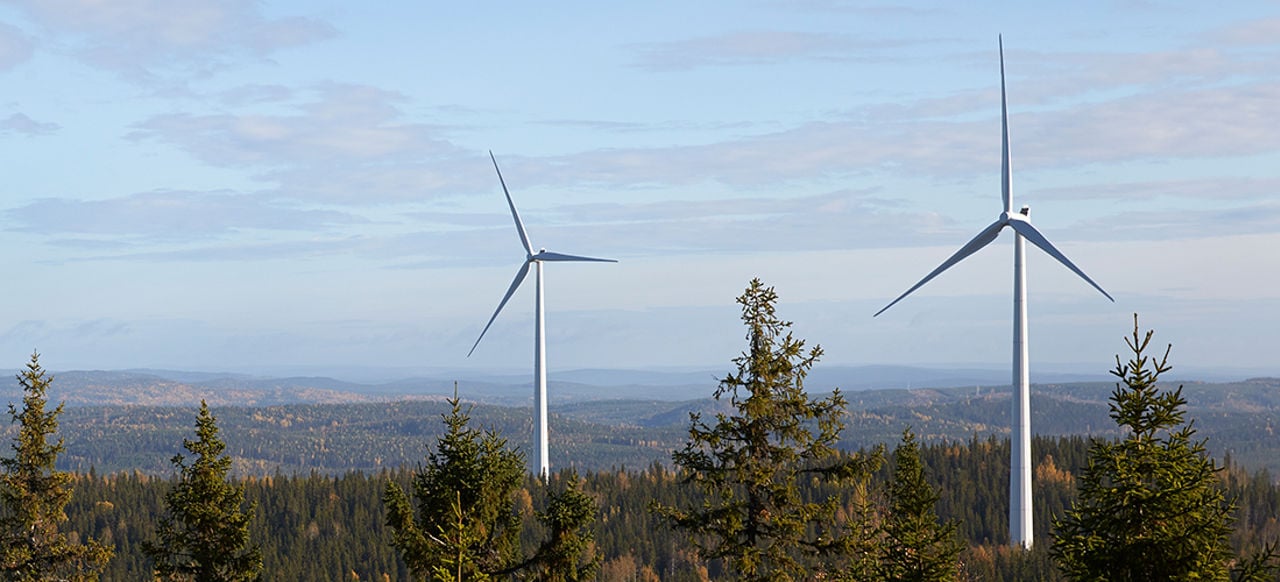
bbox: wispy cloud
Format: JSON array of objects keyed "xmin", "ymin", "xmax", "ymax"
[
  {"xmin": 41, "ymin": 185, "xmax": 946, "ymax": 266},
  {"xmin": 1014, "ymin": 48, "xmax": 1279, "ymax": 107},
  {"xmin": 1032, "ymin": 177, "xmax": 1280, "ymax": 202},
  {"xmin": 120, "ymin": 68, "xmax": 1280, "ymax": 218},
  {"xmin": 1023, "ymin": 82, "xmax": 1280, "ymax": 166},
  {"xmin": 131, "ymin": 84, "xmax": 451, "ymax": 165},
  {"xmin": 775, "ymin": 0, "xmax": 945, "ymax": 17},
  {"xmin": 0, "ymin": 112, "xmax": 59, "ymax": 136},
  {"xmin": 535, "ymin": 118, "xmax": 756, "ymax": 133},
  {"xmin": 262, "ymin": 159, "xmax": 484, "ymax": 206},
  {"xmin": 1208, "ymin": 17, "xmax": 1280, "ymax": 46},
  {"xmin": 5, "ymin": 189, "xmax": 364, "ymax": 243},
  {"xmin": 423, "ymin": 186, "xmax": 952, "ymax": 263},
  {"xmin": 216, "ymin": 84, "xmax": 296, "ymax": 106},
  {"xmin": 487, "ymin": 77, "xmax": 1280, "ymax": 193},
  {"xmin": 5, "ymin": 0, "xmax": 335, "ymax": 82},
  {"xmin": 0, "ymin": 21, "xmax": 35, "ymax": 70},
  {"xmin": 57, "ymin": 237, "xmax": 365, "ymax": 264},
  {"xmin": 1073, "ymin": 201, "xmax": 1280, "ymax": 242},
  {"xmin": 629, "ymin": 31, "xmax": 914, "ymax": 71},
  {"xmin": 129, "ymin": 84, "xmax": 470, "ymax": 204}
]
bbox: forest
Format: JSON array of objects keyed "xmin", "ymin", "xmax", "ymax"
[
  {"xmin": 5, "ymin": 283, "xmax": 1280, "ymax": 580},
  {"xmin": 53, "ymin": 435, "xmax": 1280, "ymax": 580},
  {"xmin": 10, "ymin": 375, "xmax": 1279, "ymax": 478}
]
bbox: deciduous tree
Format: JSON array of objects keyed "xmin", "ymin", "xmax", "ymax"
[
  {"xmin": 143, "ymin": 400, "xmax": 262, "ymax": 581},
  {"xmin": 0, "ymin": 352, "xmax": 112, "ymax": 581}
]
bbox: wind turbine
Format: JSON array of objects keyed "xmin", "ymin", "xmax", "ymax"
[
  {"xmin": 874, "ymin": 37, "xmax": 1113, "ymax": 549},
  {"xmin": 468, "ymin": 151, "xmax": 616, "ymax": 478}
]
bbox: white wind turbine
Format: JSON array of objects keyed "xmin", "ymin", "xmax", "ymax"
[
  {"xmin": 874, "ymin": 37, "xmax": 1113, "ymax": 549},
  {"xmin": 468, "ymin": 151, "xmax": 616, "ymax": 478}
]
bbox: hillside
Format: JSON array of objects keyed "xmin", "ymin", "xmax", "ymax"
[
  {"xmin": 3, "ymin": 377, "xmax": 1275, "ymax": 476},
  {"xmin": 0, "ymin": 364, "xmax": 1128, "ymax": 408}
]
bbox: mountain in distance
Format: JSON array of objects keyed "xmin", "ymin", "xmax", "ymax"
[
  {"xmin": 0, "ymin": 363, "xmax": 1269, "ymax": 409},
  {"xmin": 24, "ymin": 375, "xmax": 1280, "ymax": 477},
  {"xmin": 2, "ymin": 362, "xmax": 1276, "ymax": 476}
]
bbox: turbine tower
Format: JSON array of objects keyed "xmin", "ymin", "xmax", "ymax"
[
  {"xmin": 469, "ymin": 151, "xmax": 616, "ymax": 478},
  {"xmin": 874, "ymin": 37, "xmax": 1113, "ymax": 549}
]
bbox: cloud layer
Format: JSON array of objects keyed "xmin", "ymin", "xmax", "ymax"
[{"xmin": 5, "ymin": 0, "xmax": 334, "ymax": 81}]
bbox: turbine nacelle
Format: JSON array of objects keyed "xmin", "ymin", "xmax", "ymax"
[
  {"xmin": 468, "ymin": 151, "xmax": 618, "ymax": 477},
  {"xmin": 468, "ymin": 151, "xmax": 617, "ymax": 359},
  {"xmin": 873, "ymin": 37, "xmax": 1113, "ymax": 550},
  {"xmin": 874, "ymin": 206, "xmax": 1111, "ymax": 318},
  {"xmin": 874, "ymin": 38, "xmax": 1112, "ymax": 320}
]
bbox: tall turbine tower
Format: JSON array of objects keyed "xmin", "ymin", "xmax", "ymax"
[
  {"xmin": 874, "ymin": 38, "xmax": 1113, "ymax": 549},
  {"xmin": 469, "ymin": 151, "xmax": 616, "ymax": 477}
]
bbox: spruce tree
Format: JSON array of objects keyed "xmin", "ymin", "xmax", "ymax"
[
  {"xmin": 655, "ymin": 278, "xmax": 882, "ymax": 581},
  {"xmin": 528, "ymin": 471, "xmax": 601, "ymax": 582},
  {"xmin": 1051, "ymin": 315, "xmax": 1234, "ymax": 581},
  {"xmin": 878, "ymin": 428, "xmax": 962, "ymax": 582},
  {"xmin": 384, "ymin": 392, "xmax": 526, "ymax": 580},
  {"xmin": 143, "ymin": 400, "xmax": 262, "ymax": 581},
  {"xmin": 0, "ymin": 352, "xmax": 113, "ymax": 581}
]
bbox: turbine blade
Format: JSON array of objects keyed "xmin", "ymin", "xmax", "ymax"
[
  {"xmin": 1007, "ymin": 217, "xmax": 1114, "ymax": 302},
  {"xmin": 999, "ymin": 35, "xmax": 1013, "ymax": 215},
  {"xmin": 468, "ymin": 261, "xmax": 532, "ymax": 357},
  {"xmin": 874, "ymin": 219, "xmax": 1006, "ymax": 317},
  {"xmin": 536, "ymin": 251, "xmax": 617, "ymax": 263},
  {"xmin": 490, "ymin": 151, "xmax": 534, "ymax": 256}
]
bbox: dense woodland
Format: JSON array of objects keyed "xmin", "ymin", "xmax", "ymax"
[
  {"xmin": 5, "ymin": 283, "xmax": 1280, "ymax": 579},
  {"xmin": 51, "ymin": 435, "xmax": 1280, "ymax": 580}
]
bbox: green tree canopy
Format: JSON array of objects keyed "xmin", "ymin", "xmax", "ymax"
[
  {"xmin": 527, "ymin": 471, "xmax": 601, "ymax": 582},
  {"xmin": 0, "ymin": 352, "xmax": 112, "ymax": 581},
  {"xmin": 1052, "ymin": 315, "xmax": 1234, "ymax": 581},
  {"xmin": 143, "ymin": 400, "xmax": 262, "ymax": 581},
  {"xmin": 655, "ymin": 278, "xmax": 882, "ymax": 581},
  {"xmin": 384, "ymin": 392, "xmax": 527, "ymax": 580},
  {"xmin": 878, "ymin": 428, "xmax": 963, "ymax": 582}
]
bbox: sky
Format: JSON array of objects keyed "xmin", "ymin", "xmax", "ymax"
[{"xmin": 1, "ymin": 1, "xmax": 1279, "ymax": 379}]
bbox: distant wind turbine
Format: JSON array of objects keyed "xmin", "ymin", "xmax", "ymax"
[
  {"xmin": 468, "ymin": 151, "xmax": 616, "ymax": 478},
  {"xmin": 874, "ymin": 37, "xmax": 1113, "ymax": 549}
]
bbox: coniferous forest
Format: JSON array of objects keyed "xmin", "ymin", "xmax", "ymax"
[
  {"xmin": 4, "ymin": 283, "xmax": 1280, "ymax": 580},
  {"xmin": 52, "ymin": 437, "xmax": 1280, "ymax": 580}
]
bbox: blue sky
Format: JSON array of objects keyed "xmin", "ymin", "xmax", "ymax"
[{"xmin": 2, "ymin": 1, "xmax": 1279, "ymax": 378}]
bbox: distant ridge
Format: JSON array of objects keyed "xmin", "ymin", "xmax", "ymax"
[
  {"xmin": 22, "ymin": 376, "xmax": 1280, "ymax": 477},
  {"xmin": 0, "ymin": 365, "xmax": 1270, "ymax": 408}
]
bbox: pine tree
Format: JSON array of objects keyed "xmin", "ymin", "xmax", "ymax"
[
  {"xmin": 143, "ymin": 400, "xmax": 262, "ymax": 581},
  {"xmin": 0, "ymin": 352, "xmax": 113, "ymax": 581},
  {"xmin": 655, "ymin": 278, "xmax": 882, "ymax": 581},
  {"xmin": 384, "ymin": 392, "xmax": 526, "ymax": 580},
  {"xmin": 878, "ymin": 428, "xmax": 962, "ymax": 582},
  {"xmin": 1051, "ymin": 315, "xmax": 1234, "ymax": 581}
]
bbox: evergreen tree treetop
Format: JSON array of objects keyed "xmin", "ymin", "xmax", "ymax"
[
  {"xmin": 879, "ymin": 428, "xmax": 962, "ymax": 582},
  {"xmin": 384, "ymin": 387, "xmax": 601, "ymax": 581},
  {"xmin": 143, "ymin": 400, "xmax": 262, "ymax": 581},
  {"xmin": 1052, "ymin": 315, "xmax": 1234, "ymax": 581},
  {"xmin": 384, "ymin": 390, "xmax": 526, "ymax": 580},
  {"xmin": 656, "ymin": 278, "xmax": 882, "ymax": 581},
  {"xmin": 0, "ymin": 352, "xmax": 113, "ymax": 581}
]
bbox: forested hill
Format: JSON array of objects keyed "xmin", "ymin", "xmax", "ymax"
[
  {"xmin": 58, "ymin": 436, "xmax": 1280, "ymax": 581},
  {"xmin": 11, "ymin": 376, "xmax": 1279, "ymax": 476},
  {"xmin": 0, "ymin": 364, "xmax": 1131, "ymax": 407}
]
